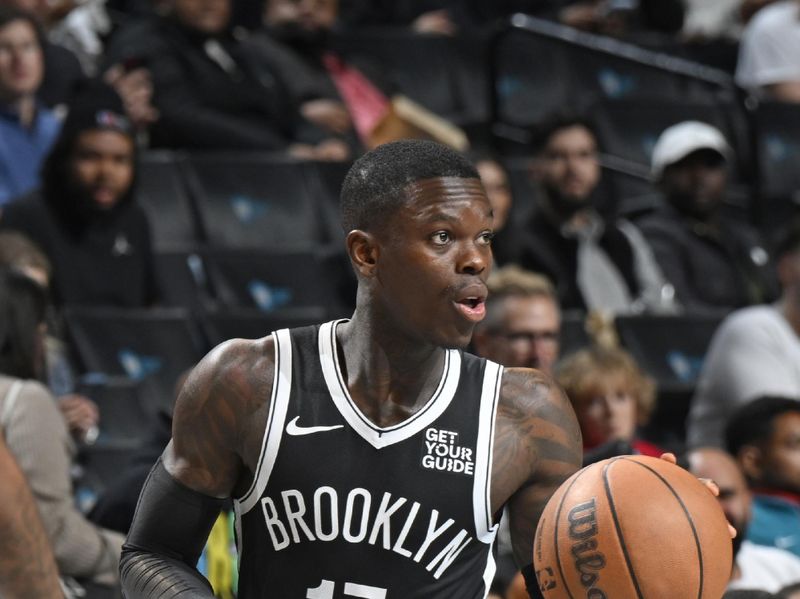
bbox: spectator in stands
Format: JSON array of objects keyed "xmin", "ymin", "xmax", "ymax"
[
  {"xmin": 737, "ymin": 0, "xmax": 800, "ymax": 102},
  {"xmin": 4, "ymin": 0, "xmax": 160, "ymax": 130},
  {"xmin": 1, "ymin": 0, "xmax": 86, "ymax": 108},
  {"xmin": 256, "ymin": 0, "xmax": 361, "ymax": 145},
  {"xmin": 505, "ymin": 113, "xmax": 677, "ymax": 314},
  {"xmin": 0, "ymin": 430, "xmax": 64, "ymax": 599},
  {"xmin": 0, "ymin": 267, "xmax": 123, "ymax": 587},
  {"xmin": 472, "ymin": 264, "xmax": 561, "ymax": 375},
  {"xmin": 104, "ymin": 0, "xmax": 349, "ymax": 157},
  {"xmin": 0, "ymin": 84, "xmax": 159, "ymax": 307},
  {"xmin": 556, "ymin": 343, "xmax": 664, "ymax": 464},
  {"xmin": 472, "ymin": 152, "xmax": 513, "ymax": 233},
  {"xmin": 0, "ymin": 6, "xmax": 60, "ymax": 205},
  {"xmin": 0, "ymin": 231, "xmax": 100, "ymax": 442},
  {"xmin": 726, "ymin": 396, "xmax": 800, "ymax": 558},
  {"xmin": 688, "ymin": 447, "xmax": 800, "ymax": 592},
  {"xmin": 635, "ymin": 121, "xmax": 777, "ymax": 312},
  {"xmin": 686, "ymin": 221, "xmax": 800, "ymax": 448}
]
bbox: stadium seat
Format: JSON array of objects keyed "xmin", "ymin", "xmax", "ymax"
[
  {"xmin": 183, "ymin": 153, "xmax": 327, "ymax": 250},
  {"xmin": 153, "ymin": 248, "xmax": 213, "ymax": 310},
  {"xmin": 591, "ymin": 99, "xmax": 734, "ymax": 171},
  {"xmin": 491, "ymin": 17, "xmax": 734, "ymax": 133},
  {"xmin": 305, "ymin": 160, "xmax": 352, "ymax": 247},
  {"xmin": 615, "ymin": 312, "xmax": 726, "ymax": 445},
  {"xmin": 78, "ymin": 441, "xmax": 143, "ymax": 496},
  {"xmin": 63, "ymin": 307, "xmax": 207, "ymax": 413},
  {"xmin": 200, "ymin": 307, "xmax": 329, "ymax": 347},
  {"xmin": 202, "ymin": 248, "xmax": 344, "ymax": 315},
  {"xmin": 753, "ymin": 101, "xmax": 800, "ymax": 230},
  {"xmin": 137, "ymin": 151, "xmax": 201, "ymax": 250},
  {"xmin": 76, "ymin": 376, "xmax": 151, "ymax": 445},
  {"xmin": 560, "ymin": 310, "xmax": 591, "ymax": 358}
]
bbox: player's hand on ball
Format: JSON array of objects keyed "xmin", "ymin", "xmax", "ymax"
[{"xmin": 659, "ymin": 452, "xmax": 737, "ymax": 539}]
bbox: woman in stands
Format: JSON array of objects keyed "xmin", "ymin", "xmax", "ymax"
[{"xmin": 0, "ymin": 268, "xmax": 123, "ymax": 591}]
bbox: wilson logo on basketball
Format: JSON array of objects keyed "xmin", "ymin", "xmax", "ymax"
[{"xmin": 567, "ymin": 499, "xmax": 608, "ymax": 599}]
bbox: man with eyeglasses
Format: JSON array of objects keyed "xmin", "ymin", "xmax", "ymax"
[{"xmin": 471, "ymin": 265, "xmax": 561, "ymax": 375}]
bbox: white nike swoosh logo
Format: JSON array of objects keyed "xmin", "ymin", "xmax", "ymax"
[{"xmin": 285, "ymin": 416, "xmax": 344, "ymax": 436}]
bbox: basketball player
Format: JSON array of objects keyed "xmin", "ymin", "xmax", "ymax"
[{"xmin": 119, "ymin": 140, "xmax": 583, "ymax": 598}]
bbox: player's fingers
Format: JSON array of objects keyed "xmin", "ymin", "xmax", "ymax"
[
  {"xmin": 658, "ymin": 452, "xmax": 677, "ymax": 464},
  {"xmin": 697, "ymin": 477, "xmax": 720, "ymax": 496}
]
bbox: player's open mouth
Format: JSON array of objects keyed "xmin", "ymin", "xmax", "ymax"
[{"xmin": 454, "ymin": 297, "xmax": 486, "ymax": 321}]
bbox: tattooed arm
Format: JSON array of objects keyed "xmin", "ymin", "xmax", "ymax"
[
  {"xmin": 120, "ymin": 337, "xmax": 275, "ymax": 598},
  {"xmin": 492, "ymin": 369, "xmax": 582, "ymax": 596},
  {"xmin": 0, "ymin": 433, "xmax": 63, "ymax": 599}
]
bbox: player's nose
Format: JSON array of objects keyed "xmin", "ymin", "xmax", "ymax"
[{"xmin": 456, "ymin": 240, "xmax": 489, "ymax": 276}]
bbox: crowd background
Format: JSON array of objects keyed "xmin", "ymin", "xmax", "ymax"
[{"xmin": 1, "ymin": 0, "xmax": 800, "ymax": 597}]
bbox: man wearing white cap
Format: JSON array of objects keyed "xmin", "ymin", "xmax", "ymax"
[{"xmin": 635, "ymin": 120, "xmax": 777, "ymax": 312}]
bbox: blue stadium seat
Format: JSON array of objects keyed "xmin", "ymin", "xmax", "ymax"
[
  {"xmin": 200, "ymin": 307, "xmax": 329, "ymax": 347},
  {"xmin": 137, "ymin": 151, "xmax": 201, "ymax": 250},
  {"xmin": 183, "ymin": 153, "xmax": 327, "ymax": 250},
  {"xmin": 63, "ymin": 307, "xmax": 207, "ymax": 413},
  {"xmin": 615, "ymin": 312, "xmax": 727, "ymax": 446},
  {"xmin": 753, "ymin": 101, "xmax": 800, "ymax": 231},
  {"xmin": 153, "ymin": 248, "xmax": 213, "ymax": 310},
  {"xmin": 202, "ymin": 248, "xmax": 345, "ymax": 315},
  {"xmin": 492, "ymin": 16, "xmax": 735, "ymax": 132}
]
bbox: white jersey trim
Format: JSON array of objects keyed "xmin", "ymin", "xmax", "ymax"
[
  {"xmin": 319, "ymin": 319, "xmax": 462, "ymax": 450},
  {"xmin": 235, "ymin": 328, "xmax": 293, "ymax": 515},
  {"xmin": 474, "ymin": 360, "xmax": 502, "ymax": 543},
  {"xmin": 481, "ymin": 550, "xmax": 497, "ymax": 599}
]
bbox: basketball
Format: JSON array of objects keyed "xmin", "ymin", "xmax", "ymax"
[{"xmin": 532, "ymin": 455, "xmax": 732, "ymax": 599}]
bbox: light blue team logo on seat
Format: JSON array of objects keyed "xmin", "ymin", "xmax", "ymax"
[
  {"xmin": 666, "ymin": 350, "xmax": 704, "ymax": 383},
  {"xmin": 248, "ymin": 280, "xmax": 292, "ymax": 312},
  {"xmin": 597, "ymin": 68, "xmax": 636, "ymax": 98},
  {"xmin": 230, "ymin": 195, "xmax": 269, "ymax": 224},
  {"xmin": 118, "ymin": 349, "xmax": 163, "ymax": 381},
  {"xmin": 765, "ymin": 135, "xmax": 793, "ymax": 162}
]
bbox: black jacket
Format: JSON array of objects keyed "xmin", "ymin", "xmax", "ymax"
[
  {"xmin": 104, "ymin": 17, "xmax": 325, "ymax": 150},
  {"xmin": 0, "ymin": 191, "xmax": 158, "ymax": 307},
  {"xmin": 505, "ymin": 209, "xmax": 642, "ymax": 311},
  {"xmin": 634, "ymin": 202, "xmax": 778, "ymax": 312}
]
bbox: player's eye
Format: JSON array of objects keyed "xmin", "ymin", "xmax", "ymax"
[
  {"xmin": 431, "ymin": 231, "xmax": 450, "ymax": 245},
  {"xmin": 479, "ymin": 231, "xmax": 494, "ymax": 245}
]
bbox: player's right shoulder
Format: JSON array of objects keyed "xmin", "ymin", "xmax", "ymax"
[
  {"xmin": 177, "ymin": 334, "xmax": 277, "ymax": 417},
  {"xmin": 166, "ymin": 335, "xmax": 278, "ymax": 496}
]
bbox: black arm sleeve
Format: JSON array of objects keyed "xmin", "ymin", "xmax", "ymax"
[
  {"xmin": 521, "ymin": 563, "xmax": 546, "ymax": 599},
  {"xmin": 119, "ymin": 458, "xmax": 226, "ymax": 598}
]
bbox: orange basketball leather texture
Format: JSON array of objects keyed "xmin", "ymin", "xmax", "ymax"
[{"xmin": 533, "ymin": 455, "xmax": 732, "ymax": 599}]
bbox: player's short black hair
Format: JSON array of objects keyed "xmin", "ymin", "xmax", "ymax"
[
  {"xmin": 340, "ymin": 140, "xmax": 479, "ymax": 233},
  {"xmin": 725, "ymin": 395, "xmax": 800, "ymax": 457},
  {"xmin": 531, "ymin": 111, "xmax": 599, "ymax": 155}
]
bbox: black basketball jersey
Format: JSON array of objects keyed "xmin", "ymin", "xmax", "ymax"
[{"xmin": 233, "ymin": 320, "xmax": 503, "ymax": 598}]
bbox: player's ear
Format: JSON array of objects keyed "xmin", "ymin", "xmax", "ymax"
[
  {"xmin": 737, "ymin": 445, "xmax": 763, "ymax": 483},
  {"xmin": 346, "ymin": 229, "xmax": 379, "ymax": 277}
]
